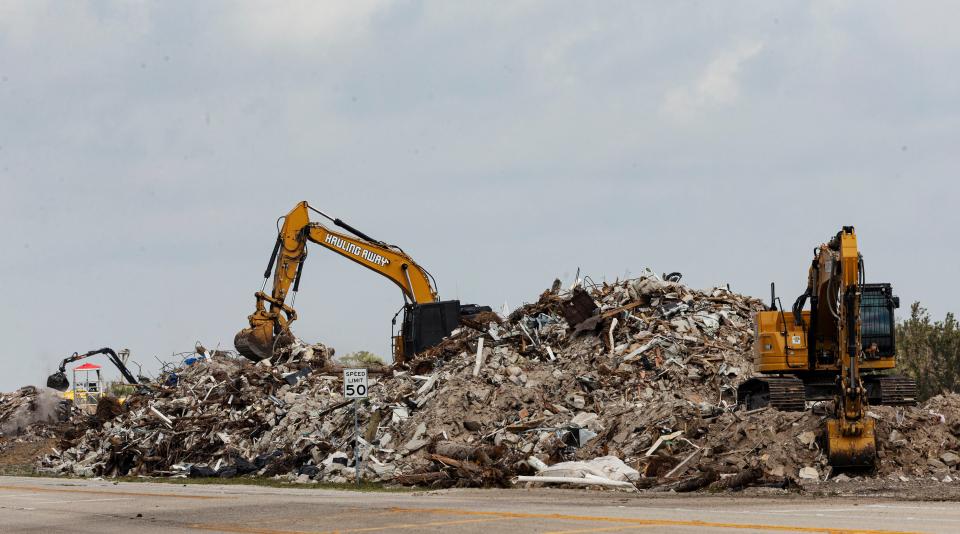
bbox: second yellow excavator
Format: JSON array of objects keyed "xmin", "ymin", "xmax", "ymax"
[
  {"xmin": 737, "ymin": 227, "xmax": 916, "ymax": 467},
  {"xmin": 235, "ymin": 201, "xmax": 487, "ymax": 363}
]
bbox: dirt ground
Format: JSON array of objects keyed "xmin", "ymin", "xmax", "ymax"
[{"xmin": 0, "ymin": 436, "xmax": 56, "ymax": 475}]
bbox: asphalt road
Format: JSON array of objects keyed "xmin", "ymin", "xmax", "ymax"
[{"xmin": 0, "ymin": 476, "xmax": 957, "ymax": 534}]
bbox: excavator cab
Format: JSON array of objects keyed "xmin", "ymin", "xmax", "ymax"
[
  {"xmin": 860, "ymin": 283, "xmax": 898, "ymax": 360},
  {"xmin": 400, "ymin": 301, "xmax": 461, "ymax": 356},
  {"xmin": 391, "ymin": 300, "xmax": 460, "ymax": 362},
  {"xmin": 392, "ymin": 300, "xmax": 493, "ymax": 363}
]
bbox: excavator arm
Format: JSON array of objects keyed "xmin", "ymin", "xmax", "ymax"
[
  {"xmin": 820, "ymin": 227, "xmax": 875, "ymax": 467},
  {"xmin": 235, "ymin": 201, "xmax": 443, "ymax": 362},
  {"xmin": 46, "ymin": 347, "xmax": 139, "ymax": 392},
  {"xmin": 267, "ymin": 201, "xmax": 437, "ymax": 307}
]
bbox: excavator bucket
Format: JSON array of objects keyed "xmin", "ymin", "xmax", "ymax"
[
  {"xmin": 234, "ymin": 322, "xmax": 275, "ymax": 362},
  {"xmin": 46, "ymin": 371, "xmax": 70, "ymax": 392},
  {"xmin": 235, "ymin": 322, "xmax": 295, "ymax": 362},
  {"xmin": 826, "ymin": 418, "xmax": 876, "ymax": 468}
]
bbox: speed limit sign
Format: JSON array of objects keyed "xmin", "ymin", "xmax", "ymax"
[
  {"xmin": 344, "ymin": 368, "xmax": 369, "ymax": 485},
  {"xmin": 343, "ymin": 368, "xmax": 368, "ymax": 399}
]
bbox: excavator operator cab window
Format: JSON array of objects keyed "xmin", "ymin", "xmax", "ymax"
[
  {"xmin": 860, "ymin": 283, "xmax": 897, "ymax": 359},
  {"xmin": 401, "ymin": 300, "xmax": 462, "ymax": 357}
]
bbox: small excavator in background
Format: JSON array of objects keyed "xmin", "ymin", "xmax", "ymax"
[
  {"xmin": 737, "ymin": 227, "xmax": 916, "ymax": 467},
  {"xmin": 235, "ymin": 201, "xmax": 488, "ymax": 363},
  {"xmin": 46, "ymin": 347, "xmax": 140, "ymax": 392}
]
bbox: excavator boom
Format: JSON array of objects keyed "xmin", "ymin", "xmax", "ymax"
[
  {"xmin": 235, "ymin": 201, "xmax": 478, "ymax": 363},
  {"xmin": 822, "ymin": 228, "xmax": 875, "ymax": 467},
  {"xmin": 46, "ymin": 347, "xmax": 138, "ymax": 392}
]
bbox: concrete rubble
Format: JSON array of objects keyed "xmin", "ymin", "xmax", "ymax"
[
  {"xmin": 1, "ymin": 386, "xmax": 68, "ymax": 437},
  {"xmin": 0, "ymin": 386, "xmax": 71, "ymax": 475},
  {"xmin": 17, "ymin": 269, "xmax": 960, "ymax": 492}
]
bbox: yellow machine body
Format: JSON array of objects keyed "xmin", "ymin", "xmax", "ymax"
[
  {"xmin": 754, "ymin": 309, "xmax": 896, "ymax": 374},
  {"xmin": 742, "ymin": 227, "xmax": 895, "ymax": 468}
]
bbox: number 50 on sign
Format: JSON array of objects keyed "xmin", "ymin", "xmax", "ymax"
[{"xmin": 344, "ymin": 368, "xmax": 368, "ymax": 399}]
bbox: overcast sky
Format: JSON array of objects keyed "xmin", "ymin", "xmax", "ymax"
[{"xmin": 2, "ymin": 1, "xmax": 958, "ymax": 391}]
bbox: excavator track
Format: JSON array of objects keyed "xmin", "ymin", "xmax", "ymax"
[
  {"xmin": 866, "ymin": 375, "xmax": 917, "ymax": 406},
  {"xmin": 765, "ymin": 377, "xmax": 807, "ymax": 411},
  {"xmin": 737, "ymin": 376, "xmax": 806, "ymax": 412}
]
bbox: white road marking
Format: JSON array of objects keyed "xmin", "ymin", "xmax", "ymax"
[
  {"xmin": 864, "ymin": 504, "xmax": 960, "ymax": 512},
  {"xmin": 30, "ymin": 497, "xmax": 135, "ymax": 505},
  {"xmin": 1, "ymin": 492, "xmax": 134, "ymax": 503},
  {"xmin": 627, "ymin": 505, "xmax": 960, "ymax": 525}
]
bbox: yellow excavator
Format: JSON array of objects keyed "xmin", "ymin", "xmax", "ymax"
[
  {"xmin": 235, "ymin": 201, "xmax": 487, "ymax": 363},
  {"xmin": 737, "ymin": 227, "xmax": 915, "ymax": 467}
]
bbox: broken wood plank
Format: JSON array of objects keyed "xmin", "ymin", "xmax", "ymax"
[
  {"xmin": 664, "ymin": 447, "xmax": 702, "ymax": 478},
  {"xmin": 709, "ymin": 467, "xmax": 761, "ymax": 491},
  {"xmin": 429, "ymin": 453, "xmax": 480, "ymax": 473},
  {"xmin": 645, "ymin": 430, "xmax": 683, "ymax": 457},
  {"xmin": 673, "ymin": 469, "xmax": 719, "ymax": 492}
]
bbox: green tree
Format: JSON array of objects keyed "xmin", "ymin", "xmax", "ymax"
[
  {"xmin": 336, "ymin": 351, "xmax": 386, "ymax": 368},
  {"xmin": 896, "ymin": 302, "xmax": 960, "ymax": 400},
  {"xmin": 108, "ymin": 381, "xmax": 136, "ymax": 397}
]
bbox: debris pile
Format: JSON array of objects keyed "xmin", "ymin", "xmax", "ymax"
[
  {"xmin": 38, "ymin": 271, "xmax": 762, "ymax": 486},
  {"xmin": 1, "ymin": 386, "xmax": 67, "ymax": 437},
  {"xmin": 367, "ymin": 271, "xmax": 774, "ymax": 489},
  {"xmin": 31, "ymin": 270, "xmax": 960, "ymax": 490},
  {"xmin": 40, "ymin": 342, "xmax": 338, "ymax": 478},
  {"xmin": 871, "ymin": 395, "xmax": 960, "ymax": 481},
  {"xmin": 1, "ymin": 386, "xmax": 69, "ymax": 475}
]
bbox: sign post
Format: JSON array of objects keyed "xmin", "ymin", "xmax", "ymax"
[{"xmin": 343, "ymin": 368, "xmax": 368, "ymax": 487}]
